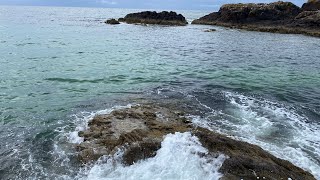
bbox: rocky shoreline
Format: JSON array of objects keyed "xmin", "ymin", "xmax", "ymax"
[
  {"xmin": 192, "ymin": 1, "xmax": 320, "ymax": 37},
  {"xmin": 76, "ymin": 104, "xmax": 315, "ymax": 179},
  {"xmin": 104, "ymin": 1, "xmax": 319, "ymax": 37}
]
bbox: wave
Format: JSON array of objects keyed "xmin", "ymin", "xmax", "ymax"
[
  {"xmin": 77, "ymin": 132, "xmax": 226, "ymax": 180},
  {"xmin": 44, "ymin": 78, "xmax": 105, "ymax": 84},
  {"xmin": 191, "ymin": 91, "xmax": 320, "ymax": 179},
  {"xmin": 67, "ymin": 104, "xmax": 135, "ymax": 144},
  {"xmin": 45, "ymin": 75, "xmax": 129, "ymax": 84},
  {"xmin": 67, "ymin": 104, "xmax": 226, "ymax": 180},
  {"xmin": 63, "ymin": 89, "xmax": 320, "ymax": 179}
]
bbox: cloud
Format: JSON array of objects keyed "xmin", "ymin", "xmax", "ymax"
[
  {"xmin": 0, "ymin": 0, "xmax": 305, "ymax": 10},
  {"xmin": 199, "ymin": 4, "xmax": 220, "ymax": 8},
  {"xmin": 99, "ymin": 0, "xmax": 117, "ymax": 5}
]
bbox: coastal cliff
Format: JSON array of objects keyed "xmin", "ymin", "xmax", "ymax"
[
  {"xmin": 192, "ymin": 1, "xmax": 320, "ymax": 37},
  {"xmin": 76, "ymin": 104, "xmax": 315, "ymax": 180}
]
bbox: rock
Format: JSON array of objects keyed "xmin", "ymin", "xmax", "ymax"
[
  {"xmin": 76, "ymin": 104, "xmax": 315, "ymax": 179},
  {"xmin": 77, "ymin": 105, "xmax": 190, "ymax": 165},
  {"xmin": 204, "ymin": 29, "xmax": 217, "ymax": 32},
  {"xmin": 120, "ymin": 11, "xmax": 188, "ymax": 26},
  {"xmin": 193, "ymin": 127, "xmax": 315, "ymax": 180},
  {"xmin": 293, "ymin": 11, "xmax": 320, "ymax": 28},
  {"xmin": 105, "ymin": 18, "xmax": 120, "ymax": 25},
  {"xmin": 192, "ymin": 1, "xmax": 320, "ymax": 37},
  {"xmin": 118, "ymin": 18, "xmax": 125, "ymax": 22},
  {"xmin": 192, "ymin": 2, "xmax": 300, "ymax": 24},
  {"xmin": 302, "ymin": 0, "xmax": 320, "ymax": 11},
  {"xmin": 218, "ymin": 2, "xmax": 300, "ymax": 22}
]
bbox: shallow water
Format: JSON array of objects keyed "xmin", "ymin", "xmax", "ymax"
[{"xmin": 0, "ymin": 5, "xmax": 319, "ymax": 179}]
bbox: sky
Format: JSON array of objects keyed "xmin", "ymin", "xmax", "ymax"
[{"xmin": 0, "ymin": 0, "xmax": 305, "ymax": 10}]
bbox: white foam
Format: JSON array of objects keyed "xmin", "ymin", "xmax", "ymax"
[
  {"xmin": 192, "ymin": 91, "xmax": 320, "ymax": 179},
  {"xmin": 78, "ymin": 132, "xmax": 226, "ymax": 180}
]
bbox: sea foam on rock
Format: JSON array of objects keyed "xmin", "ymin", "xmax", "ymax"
[
  {"xmin": 76, "ymin": 104, "xmax": 316, "ymax": 179},
  {"xmin": 83, "ymin": 132, "xmax": 226, "ymax": 180}
]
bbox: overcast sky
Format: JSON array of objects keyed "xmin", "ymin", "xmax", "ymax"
[{"xmin": 0, "ymin": 0, "xmax": 305, "ymax": 10}]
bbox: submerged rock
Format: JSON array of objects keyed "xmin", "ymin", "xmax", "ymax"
[
  {"xmin": 192, "ymin": 1, "xmax": 320, "ymax": 37},
  {"xmin": 76, "ymin": 104, "xmax": 315, "ymax": 179},
  {"xmin": 105, "ymin": 18, "xmax": 120, "ymax": 25},
  {"xmin": 119, "ymin": 11, "xmax": 188, "ymax": 26},
  {"xmin": 203, "ymin": 29, "xmax": 217, "ymax": 32}
]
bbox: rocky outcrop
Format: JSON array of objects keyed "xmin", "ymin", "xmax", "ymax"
[
  {"xmin": 293, "ymin": 11, "xmax": 320, "ymax": 28},
  {"xmin": 118, "ymin": 11, "xmax": 188, "ymax": 26},
  {"xmin": 192, "ymin": 2, "xmax": 300, "ymax": 24},
  {"xmin": 192, "ymin": 1, "xmax": 320, "ymax": 37},
  {"xmin": 302, "ymin": 0, "xmax": 320, "ymax": 11},
  {"xmin": 195, "ymin": 128, "xmax": 315, "ymax": 180},
  {"xmin": 105, "ymin": 18, "xmax": 120, "ymax": 25},
  {"xmin": 77, "ymin": 105, "xmax": 191, "ymax": 165},
  {"xmin": 76, "ymin": 104, "xmax": 315, "ymax": 179}
]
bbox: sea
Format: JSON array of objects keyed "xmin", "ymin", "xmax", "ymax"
[{"xmin": 0, "ymin": 5, "xmax": 319, "ymax": 180}]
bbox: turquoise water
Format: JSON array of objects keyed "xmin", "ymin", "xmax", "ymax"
[{"xmin": 0, "ymin": 6, "xmax": 320, "ymax": 179}]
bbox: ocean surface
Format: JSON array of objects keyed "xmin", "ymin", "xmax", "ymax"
[{"xmin": 0, "ymin": 5, "xmax": 319, "ymax": 180}]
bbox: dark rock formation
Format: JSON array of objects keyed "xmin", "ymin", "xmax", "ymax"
[
  {"xmin": 119, "ymin": 11, "xmax": 188, "ymax": 26},
  {"xmin": 293, "ymin": 11, "xmax": 320, "ymax": 28},
  {"xmin": 192, "ymin": 1, "xmax": 320, "ymax": 37},
  {"xmin": 192, "ymin": 2, "xmax": 300, "ymax": 24},
  {"xmin": 105, "ymin": 18, "xmax": 120, "ymax": 25},
  {"xmin": 76, "ymin": 104, "xmax": 315, "ymax": 179},
  {"xmin": 194, "ymin": 128, "xmax": 315, "ymax": 180},
  {"xmin": 302, "ymin": 0, "xmax": 320, "ymax": 11}
]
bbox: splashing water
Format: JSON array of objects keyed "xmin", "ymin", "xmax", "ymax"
[
  {"xmin": 191, "ymin": 91, "xmax": 320, "ymax": 179},
  {"xmin": 77, "ymin": 132, "xmax": 226, "ymax": 180}
]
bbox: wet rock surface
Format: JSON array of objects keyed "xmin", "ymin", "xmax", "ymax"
[
  {"xmin": 118, "ymin": 11, "xmax": 188, "ymax": 26},
  {"xmin": 77, "ymin": 105, "xmax": 191, "ymax": 165},
  {"xmin": 77, "ymin": 104, "xmax": 315, "ymax": 179},
  {"xmin": 192, "ymin": 1, "xmax": 320, "ymax": 37},
  {"xmin": 194, "ymin": 128, "xmax": 315, "ymax": 180}
]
